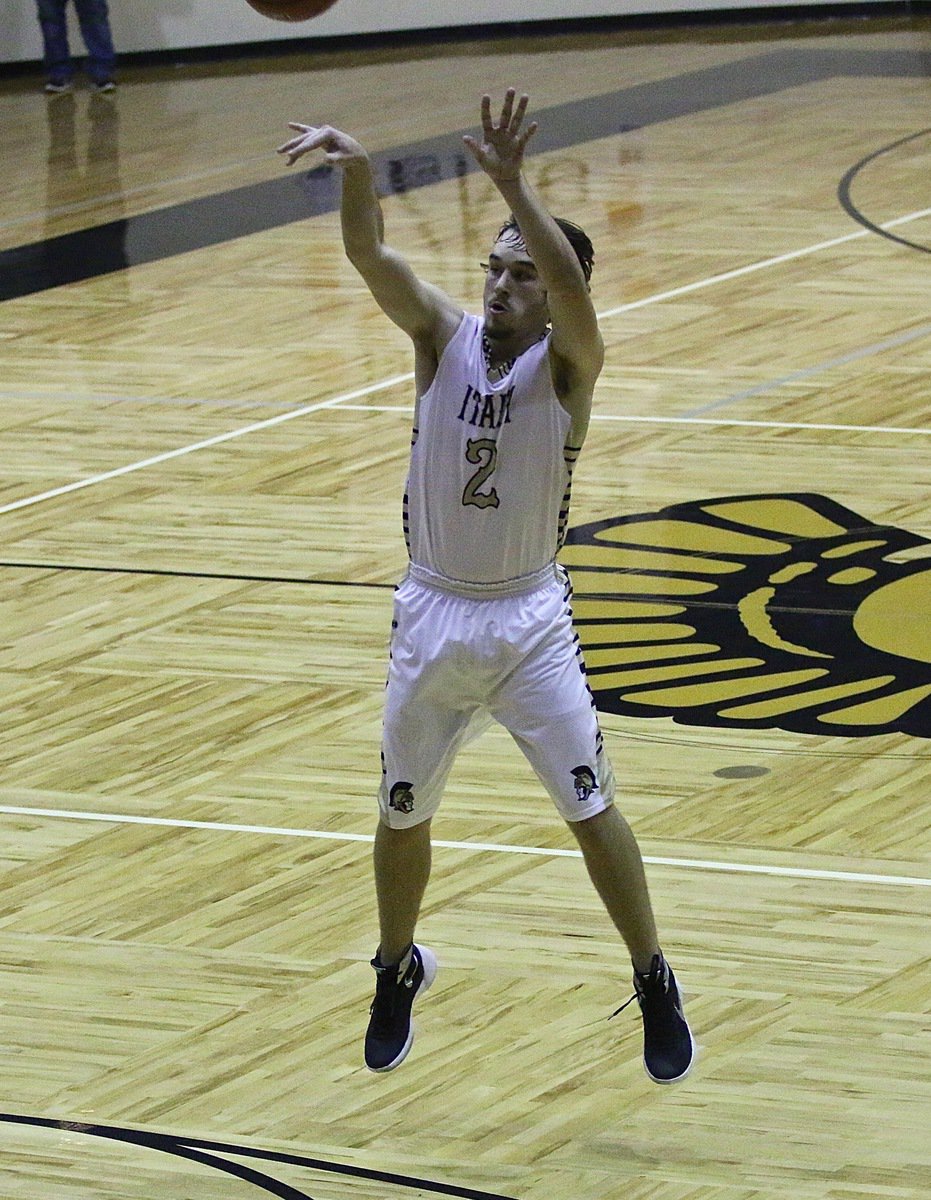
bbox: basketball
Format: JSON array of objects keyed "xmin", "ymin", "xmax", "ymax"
[{"xmin": 245, "ymin": 0, "xmax": 339, "ymax": 22}]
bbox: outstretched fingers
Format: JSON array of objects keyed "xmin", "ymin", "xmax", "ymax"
[
  {"xmin": 508, "ymin": 91, "xmax": 530, "ymax": 134},
  {"xmin": 276, "ymin": 123, "xmax": 357, "ymax": 167},
  {"xmin": 479, "ymin": 89, "xmax": 530, "ymax": 136},
  {"xmin": 499, "ymin": 87, "xmax": 516, "ymax": 130},
  {"xmin": 479, "ymin": 89, "xmax": 535, "ymax": 140},
  {"xmin": 479, "ymin": 93, "xmax": 494, "ymax": 138},
  {"xmin": 495, "ymin": 88, "xmax": 531, "ymax": 133},
  {"xmin": 516, "ymin": 119, "xmax": 539, "ymax": 151},
  {"xmin": 465, "ymin": 89, "xmax": 538, "ymax": 178},
  {"xmin": 461, "ymin": 133, "xmax": 482, "ymax": 162},
  {"xmin": 277, "ymin": 123, "xmax": 324, "ymax": 164}
]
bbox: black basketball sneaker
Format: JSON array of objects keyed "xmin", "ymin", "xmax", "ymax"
[
  {"xmin": 364, "ymin": 943, "xmax": 437, "ymax": 1072},
  {"xmin": 614, "ymin": 953, "xmax": 696, "ymax": 1083}
]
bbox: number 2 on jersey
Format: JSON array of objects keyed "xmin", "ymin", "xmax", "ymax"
[{"xmin": 462, "ymin": 437, "xmax": 500, "ymax": 509}]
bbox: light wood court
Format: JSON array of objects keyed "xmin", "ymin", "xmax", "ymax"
[{"xmin": 0, "ymin": 10, "xmax": 929, "ymax": 1199}]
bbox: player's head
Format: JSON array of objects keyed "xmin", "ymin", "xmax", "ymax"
[
  {"xmin": 495, "ymin": 215, "xmax": 595, "ymax": 283},
  {"xmin": 481, "ymin": 216, "xmax": 594, "ymax": 342}
]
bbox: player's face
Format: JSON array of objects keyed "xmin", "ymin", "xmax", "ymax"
[{"xmin": 482, "ymin": 234, "xmax": 549, "ymax": 339}]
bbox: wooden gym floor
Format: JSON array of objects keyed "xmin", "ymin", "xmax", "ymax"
[{"xmin": 0, "ymin": 11, "xmax": 929, "ymax": 1199}]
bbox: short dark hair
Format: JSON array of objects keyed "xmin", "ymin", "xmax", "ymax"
[{"xmin": 496, "ymin": 215, "xmax": 595, "ymax": 283}]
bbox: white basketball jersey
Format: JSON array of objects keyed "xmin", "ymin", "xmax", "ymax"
[{"xmin": 404, "ymin": 313, "xmax": 577, "ymax": 586}]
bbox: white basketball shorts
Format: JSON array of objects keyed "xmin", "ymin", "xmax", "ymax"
[{"xmin": 378, "ymin": 564, "xmax": 616, "ymax": 828}]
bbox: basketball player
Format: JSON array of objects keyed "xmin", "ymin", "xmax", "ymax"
[{"xmin": 278, "ymin": 90, "xmax": 695, "ymax": 1084}]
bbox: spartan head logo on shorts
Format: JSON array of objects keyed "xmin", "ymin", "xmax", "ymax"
[
  {"xmin": 571, "ymin": 766, "xmax": 597, "ymax": 803},
  {"xmin": 389, "ymin": 782, "xmax": 415, "ymax": 815}
]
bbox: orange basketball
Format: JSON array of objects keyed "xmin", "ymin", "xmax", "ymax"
[{"xmin": 245, "ymin": 0, "xmax": 339, "ymax": 21}]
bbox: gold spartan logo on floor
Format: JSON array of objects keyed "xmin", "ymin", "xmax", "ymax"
[{"xmin": 560, "ymin": 494, "xmax": 931, "ymax": 738}]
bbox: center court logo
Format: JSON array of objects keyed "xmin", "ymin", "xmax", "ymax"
[{"xmin": 560, "ymin": 493, "xmax": 931, "ymax": 738}]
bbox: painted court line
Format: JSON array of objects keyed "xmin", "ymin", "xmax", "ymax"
[
  {"xmin": 0, "ymin": 374, "xmax": 414, "ymax": 516},
  {"xmin": 0, "ymin": 805, "xmax": 926, "ymax": 889},
  {"xmin": 597, "ymin": 206, "xmax": 931, "ymax": 320},
  {"xmin": 2, "ymin": 207, "xmax": 928, "ymax": 518},
  {"xmin": 685, "ymin": 322, "xmax": 931, "ymax": 416},
  {"xmin": 594, "ymin": 414, "xmax": 931, "ymax": 434},
  {"xmin": 337, "ymin": 404, "xmax": 931, "ymax": 436}
]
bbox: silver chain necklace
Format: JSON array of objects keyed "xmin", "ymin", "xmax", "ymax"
[
  {"xmin": 482, "ymin": 329, "xmax": 546, "ymax": 383},
  {"xmin": 482, "ymin": 331, "xmax": 516, "ymax": 383}
]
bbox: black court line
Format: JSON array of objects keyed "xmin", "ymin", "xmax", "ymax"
[
  {"xmin": 1, "ymin": 48, "xmax": 928, "ymax": 302},
  {"xmin": 0, "ymin": 1113, "xmax": 520, "ymax": 1200},
  {"xmin": 0, "ymin": 559, "xmax": 395, "ymax": 587},
  {"xmin": 0, "ymin": 557, "xmax": 879, "ymax": 616},
  {"xmin": 837, "ymin": 127, "xmax": 931, "ymax": 253}
]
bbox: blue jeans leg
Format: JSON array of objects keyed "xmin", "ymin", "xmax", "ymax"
[
  {"xmin": 74, "ymin": 0, "xmax": 117, "ymax": 84},
  {"xmin": 36, "ymin": 0, "xmax": 73, "ymax": 83}
]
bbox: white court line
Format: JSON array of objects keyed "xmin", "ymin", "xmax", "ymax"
[
  {"xmin": 337, "ymin": 405, "xmax": 931, "ymax": 436},
  {"xmin": 594, "ymin": 414, "xmax": 931, "ymax": 434},
  {"xmin": 0, "ymin": 374, "xmax": 414, "ymax": 516},
  {"xmin": 2, "ymin": 206, "xmax": 928, "ymax": 518},
  {"xmin": 597, "ymin": 207, "xmax": 931, "ymax": 319},
  {"xmin": 0, "ymin": 805, "xmax": 927, "ymax": 888}
]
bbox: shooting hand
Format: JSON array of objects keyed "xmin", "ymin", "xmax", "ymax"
[
  {"xmin": 462, "ymin": 89, "xmax": 538, "ymax": 182},
  {"xmin": 277, "ymin": 123, "xmax": 368, "ymax": 167}
]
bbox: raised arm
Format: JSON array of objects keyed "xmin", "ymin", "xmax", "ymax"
[
  {"xmin": 278, "ymin": 124, "xmax": 461, "ymax": 353},
  {"xmin": 463, "ymin": 92, "xmax": 603, "ymax": 437}
]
